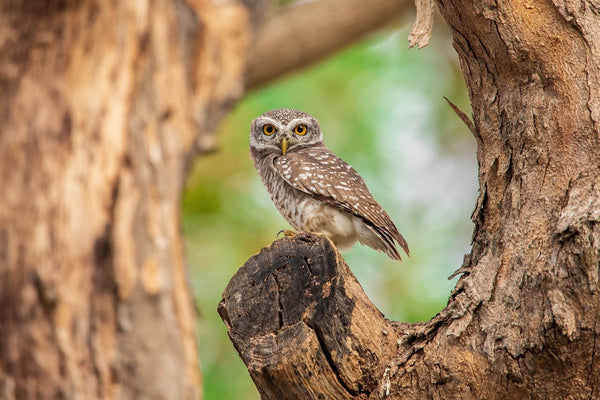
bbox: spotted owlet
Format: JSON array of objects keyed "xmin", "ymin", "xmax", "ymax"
[{"xmin": 250, "ymin": 108, "xmax": 409, "ymax": 261}]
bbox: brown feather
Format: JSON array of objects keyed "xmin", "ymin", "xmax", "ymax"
[{"xmin": 273, "ymin": 146, "xmax": 409, "ymax": 257}]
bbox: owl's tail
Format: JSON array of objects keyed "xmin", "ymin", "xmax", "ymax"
[{"xmin": 358, "ymin": 221, "xmax": 410, "ymax": 261}]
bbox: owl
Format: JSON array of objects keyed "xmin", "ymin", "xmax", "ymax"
[{"xmin": 250, "ymin": 108, "xmax": 409, "ymax": 261}]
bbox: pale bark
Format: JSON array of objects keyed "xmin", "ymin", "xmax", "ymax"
[
  {"xmin": 220, "ymin": 0, "xmax": 600, "ymax": 398},
  {"xmin": 0, "ymin": 1, "xmax": 255, "ymax": 399}
]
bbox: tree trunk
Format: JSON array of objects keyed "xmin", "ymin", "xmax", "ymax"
[
  {"xmin": 0, "ymin": 1, "xmax": 256, "ymax": 399},
  {"xmin": 219, "ymin": 1, "xmax": 600, "ymax": 399}
]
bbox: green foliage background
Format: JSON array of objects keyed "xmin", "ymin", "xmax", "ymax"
[{"xmin": 183, "ymin": 25, "xmax": 475, "ymax": 399}]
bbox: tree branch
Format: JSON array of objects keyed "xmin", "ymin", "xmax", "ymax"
[
  {"xmin": 246, "ymin": 0, "xmax": 413, "ymax": 89},
  {"xmin": 408, "ymin": 0, "xmax": 435, "ymax": 48},
  {"xmin": 218, "ymin": 234, "xmax": 402, "ymax": 399}
]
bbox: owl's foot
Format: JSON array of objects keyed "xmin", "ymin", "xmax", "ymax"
[
  {"xmin": 278, "ymin": 230, "xmax": 320, "ymax": 245},
  {"xmin": 277, "ymin": 229, "xmax": 297, "ymax": 238}
]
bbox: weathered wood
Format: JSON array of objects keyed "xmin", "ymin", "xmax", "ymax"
[{"xmin": 218, "ymin": 234, "xmax": 398, "ymax": 399}]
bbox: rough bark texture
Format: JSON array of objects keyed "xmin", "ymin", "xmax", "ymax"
[
  {"xmin": 219, "ymin": 234, "xmax": 398, "ymax": 399},
  {"xmin": 0, "ymin": 1, "xmax": 257, "ymax": 399},
  {"xmin": 220, "ymin": 0, "xmax": 600, "ymax": 399}
]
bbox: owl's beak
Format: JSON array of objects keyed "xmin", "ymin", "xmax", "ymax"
[{"xmin": 280, "ymin": 137, "xmax": 289, "ymax": 155}]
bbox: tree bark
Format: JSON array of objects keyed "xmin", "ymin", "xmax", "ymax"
[
  {"xmin": 0, "ymin": 1, "xmax": 256, "ymax": 399},
  {"xmin": 220, "ymin": 0, "xmax": 600, "ymax": 399},
  {"xmin": 219, "ymin": 234, "xmax": 398, "ymax": 399}
]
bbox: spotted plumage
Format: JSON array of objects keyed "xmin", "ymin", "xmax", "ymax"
[{"xmin": 250, "ymin": 108, "xmax": 409, "ymax": 260}]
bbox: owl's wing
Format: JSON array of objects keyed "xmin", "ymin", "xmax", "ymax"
[{"xmin": 273, "ymin": 148, "xmax": 409, "ymax": 257}]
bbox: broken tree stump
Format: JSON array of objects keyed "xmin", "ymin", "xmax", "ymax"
[{"xmin": 218, "ymin": 233, "xmax": 398, "ymax": 399}]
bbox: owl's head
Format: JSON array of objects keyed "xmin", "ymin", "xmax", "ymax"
[{"xmin": 250, "ymin": 108, "xmax": 323, "ymax": 155}]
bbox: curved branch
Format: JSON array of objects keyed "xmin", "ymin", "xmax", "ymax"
[{"xmin": 246, "ymin": 0, "xmax": 413, "ymax": 89}]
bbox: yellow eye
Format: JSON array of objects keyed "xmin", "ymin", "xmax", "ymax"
[
  {"xmin": 294, "ymin": 124, "xmax": 307, "ymax": 136},
  {"xmin": 263, "ymin": 124, "xmax": 276, "ymax": 136}
]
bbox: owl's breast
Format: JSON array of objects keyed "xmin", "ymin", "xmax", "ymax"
[
  {"xmin": 264, "ymin": 170, "xmax": 315, "ymax": 230},
  {"xmin": 265, "ymin": 170, "xmax": 358, "ymax": 246}
]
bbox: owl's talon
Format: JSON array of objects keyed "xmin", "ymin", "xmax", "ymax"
[{"xmin": 277, "ymin": 229, "xmax": 297, "ymax": 238}]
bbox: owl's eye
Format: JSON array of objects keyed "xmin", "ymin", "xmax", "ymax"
[
  {"xmin": 294, "ymin": 124, "xmax": 307, "ymax": 136},
  {"xmin": 263, "ymin": 124, "xmax": 276, "ymax": 136}
]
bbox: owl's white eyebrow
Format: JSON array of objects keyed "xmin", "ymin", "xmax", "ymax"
[
  {"xmin": 259, "ymin": 117, "xmax": 281, "ymax": 126},
  {"xmin": 287, "ymin": 118, "xmax": 310, "ymax": 126}
]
